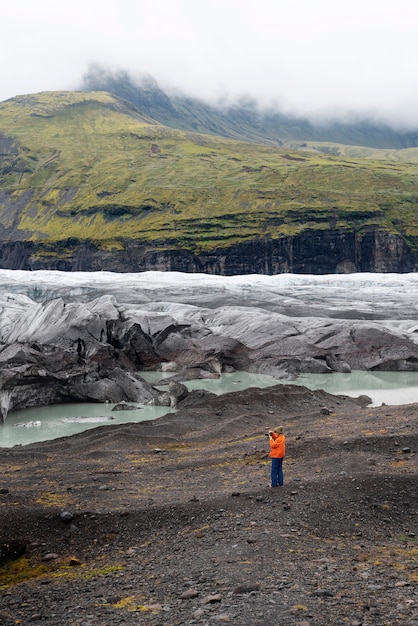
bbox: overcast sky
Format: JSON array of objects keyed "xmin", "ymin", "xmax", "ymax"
[{"xmin": 2, "ymin": 0, "xmax": 418, "ymax": 128}]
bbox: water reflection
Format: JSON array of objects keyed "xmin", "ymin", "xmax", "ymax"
[{"xmin": 0, "ymin": 370, "xmax": 417, "ymax": 448}]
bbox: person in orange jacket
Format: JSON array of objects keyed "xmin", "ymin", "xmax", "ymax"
[{"xmin": 268, "ymin": 426, "xmax": 286, "ymax": 487}]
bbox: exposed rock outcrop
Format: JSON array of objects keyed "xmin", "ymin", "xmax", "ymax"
[{"xmin": 0, "ymin": 228, "xmax": 416, "ymax": 274}]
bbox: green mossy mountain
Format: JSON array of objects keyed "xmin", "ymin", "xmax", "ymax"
[
  {"xmin": 0, "ymin": 90, "xmax": 417, "ymax": 273},
  {"xmin": 83, "ymin": 69, "xmax": 418, "ymax": 150}
]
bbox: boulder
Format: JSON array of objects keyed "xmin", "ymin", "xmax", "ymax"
[
  {"xmin": 325, "ymin": 355, "xmax": 351, "ymax": 373},
  {"xmin": 168, "ymin": 381, "xmax": 188, "ymax": 408},
  {"xmin": 112, "ymin": 401, "xmax": 138, "ymax": 411}
]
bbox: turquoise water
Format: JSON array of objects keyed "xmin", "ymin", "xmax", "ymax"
[
  {"xmin": 0, "ymin": 402, "xmax": 174, "ymax": 449},
  {"xmin": 0, "ymin": 370, "xmax": 417, "ymax": 448},
  {"xmin": 295, "ymin": 370, "xmax": 418, "ymax": 407},
  {"xmin": 0, "ymin": 372, "xmax": 279, "ymax": 448}
]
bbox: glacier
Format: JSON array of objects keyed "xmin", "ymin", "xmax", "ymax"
[{"xmin": 0, "ymin": 270, "xmax": 417, "ymax": 421}]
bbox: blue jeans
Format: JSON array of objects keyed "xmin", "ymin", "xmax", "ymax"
[{"xmin": 271, "ymin": 457, "xmax": 283, "ymax": 487}]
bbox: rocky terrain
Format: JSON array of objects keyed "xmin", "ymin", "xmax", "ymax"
[{"xmin": 0, "ymin": 384, "xmax": 416, "ymax": 625}]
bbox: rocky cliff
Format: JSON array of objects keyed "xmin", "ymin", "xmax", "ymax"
[{"xmin": 1, "ymin": 228, "xmax": 416, "ymax": 274}]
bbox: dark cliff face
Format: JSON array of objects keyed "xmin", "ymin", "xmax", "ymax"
[{"xmin": 0, "ymin": 229, "xmax": 416, "ymax": 274}]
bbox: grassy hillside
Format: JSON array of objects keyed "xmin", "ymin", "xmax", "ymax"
[
  {"xmin": 83, "ymin": 69, "xmax": 418, "ymax": 150},
  {"xmin": 0, "ymin": 90, "xmax": 417, "ymax": 255}
]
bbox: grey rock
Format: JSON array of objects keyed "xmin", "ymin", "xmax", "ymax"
[
  {"xmin": 233, "ymin": 583, "xmax": 261, "ymax": 594},
  {"xmin": 168, "ymin": 381, "xmax": 188, "ymax": 407},
  {"xmin": 112, "ymin": 401, "xmax": 138, "ymax": 411},
  {"xmin": 42, "ymin": 553, "xmax": 59, "ymax": 561},
  {"xmin": 180, "ymin": 588, "xmax": 199, "ymax": 599},
  {"xmin": 311, "ymin": 589, "xmax": 334, "ymax": 597},
  {"xmin": 60, "ymin": 510, "xmax": 74, "ymax": 523},
  {"xmin": 203, "ymin": 594, "xmax": 222, "ymax": 603}
]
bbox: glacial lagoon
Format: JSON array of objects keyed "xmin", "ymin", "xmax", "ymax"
[{"xmin": 0, "ymin": 370, "xmax": 417, "ymax": 448}]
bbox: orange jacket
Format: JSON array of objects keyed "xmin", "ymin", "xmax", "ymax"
[{"xmin": 269, "ymin": 433, "xmax": 286, "ymax": 458}]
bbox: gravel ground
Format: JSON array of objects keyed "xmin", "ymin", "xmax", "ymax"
[{"xmin": 0, "ymin": 384, "xmax": 417, "ymax": 625}]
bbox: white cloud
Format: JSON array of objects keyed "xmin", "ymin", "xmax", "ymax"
[{"xmin": 2, "ymin": 0, "xmax": 418, "ymax": 127}]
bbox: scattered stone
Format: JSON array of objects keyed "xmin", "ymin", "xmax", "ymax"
[
  {"xmin": 290, "ymin": 605, "xmax": 308, "ymax": 614},
  {"xmin": 203, "ymin": 594, "xmax": 222, "ymax": 604},
  {"xmin": 357, "ymin": 394, "xmax": 372, "ymax": 406},
  {"xmin": 311, "ymin": 589, "xmax": 334, "ymax": 597},
  {"xmin": 195, "ymin": 530, "xmax": 206, "ymax": 538},
  {"xmin": 233, "ymin": 583, "xmax": 261, "ymax": 594},
  {"xmin": 180, "ymin": 588, "xmax": 199, "ymax": 599},
  {"xmin": 402, "ymin": 447, "xmax": 411, "ymax": 453},
  {"xmin": 42, "ymin": 553, "xmax": 59, "ymax": 561},
  {"xmin": 143, "ymin": 603, "xmax": 163, "ymax": 611},
  {"xmin": 107, "ymin": 595, "xmax": 122, "ymax": 604},
  {"xmin": 60, "ymin": 510, "xmax": 74, "ymax": 523}
]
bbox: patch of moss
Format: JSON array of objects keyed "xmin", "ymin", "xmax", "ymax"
[
  {"xmin": 83, "ymin": 564, "xmax": 125, "ymax": 580},
  {"xmin": 34, "ymin": 485, "xmax": 75, "ymax": 508},
  {"xmin": 0, "ymin": 556, "xmax": 48, "ymax": 588}
]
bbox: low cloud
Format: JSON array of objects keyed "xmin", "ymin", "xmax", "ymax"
[{"xmin": 2, "ymin": 0, "xmax": 418, "ymax": 130}]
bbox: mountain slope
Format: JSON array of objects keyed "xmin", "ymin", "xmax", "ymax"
[
  {"xmin": 82, "ymin": 69, "xmax": 418, "ymax": 150},
  {"xmin": 0, "ymin": 90, "xmax": 417, "ymax": 273}
]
